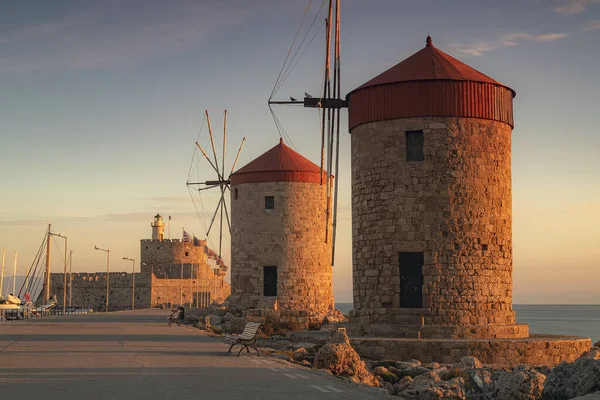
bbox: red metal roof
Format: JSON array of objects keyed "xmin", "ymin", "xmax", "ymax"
[
  {"xmin": 355, "ymin": 36, "xmax": 514, "ymax": 93},
  {"xmin": 230, "ymin": 139, "xmax": 325, "ymax": 185},
  {"xmin": 347, "ymin": 36, "xmax": 515, "ymax": 130}
]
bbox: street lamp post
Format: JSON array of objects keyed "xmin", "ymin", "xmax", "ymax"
[
  {"xmin": 94, "ymin": 246, "xmax": 110, "ymax": 312},
  {"xmin": 68, "ymin": 250, "xmax": 73, "ymax": 307},
  {"xmin": 123, "ymin": 257, "xmax": 135, "ymax": 310}
]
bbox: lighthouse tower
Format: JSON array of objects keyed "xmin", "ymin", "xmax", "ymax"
[
  {"xmin": 151, "ymin": 214, "xmax": 165, "ymax": 241},
  {"xmin": 346, "ymin": 36, "xmax": 526, "ymax": 338},
  {"xmin": 229, "ymin": 139, "xmax": 334, "ymax": 318}
]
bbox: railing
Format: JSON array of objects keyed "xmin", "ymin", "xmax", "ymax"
[{"xmin": 45, "ymin": 307, "xmax": 94, "ymax": 316}]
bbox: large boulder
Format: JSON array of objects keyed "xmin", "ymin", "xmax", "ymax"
[
  {"xmin": 465, "ymin": 369, "xmax": 493, "ymax": 397},
  {"xmin": 293, "ymin": 347, "xmax": 308, "ymax": 362},
  {"xmin": 393, "ymin": 376, "xmax": 413, "ymax": 395},
  {"xmin": 390, "ymin": 364, "xmax": 430, "ymax": 379},
  {"xmin": 495, "ymin": 365, "xmax": 546, "ymax": 400},
  {"xmin": 543, "ymin": 348, "xmax": 600, "ymax": 400},
  {"xmin": 458, "ymin": 356, "xmax": 483, "ymax": 370},
  {"xmin": 398, "ymin": 371, "xmax": 466, "ymax": 400},
  {"xmin": 313, "ymin": 342, "xmax": 379, "ymax": 387},
  {"xmin": 331, "ymin": 330, "xmax": 351, "ymax": 345},
  {"xmin": 323, "ymin": 309, "xmax": 349, "ymax": 324},
  {"xmin": 372, "ymin": 366, "xmax": 399, "ymax": 384}
]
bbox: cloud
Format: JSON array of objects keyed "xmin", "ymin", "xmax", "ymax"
[
  {"xmin": 554, "ymin": 0, "xmax": 600, "ymax": 15},
  {"xmin": 0, "ymin": 219, "xmax": 47, "ymax": 226},
  {"xmin": 451, "ymin": 32, "xmax": 569, "ymax": 56},
  {"xmin": 584, "ymin": 20, "xmax": 600, "ymax": 30},
  {"xmin": 0, "ymin": 0, "xmax": 269, "ymax": 74},
  {"xmin": 102, "ymin": 211, "xmax": 209, "ymax": 222}
]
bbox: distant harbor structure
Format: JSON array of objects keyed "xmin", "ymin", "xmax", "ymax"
[
  {"xmin": 228, "ymin": 139, "xmax": 334, "ymax": 320},
  {"xmin": 38, "ymin": 214, "xmax": 230, "ymax": 310}
]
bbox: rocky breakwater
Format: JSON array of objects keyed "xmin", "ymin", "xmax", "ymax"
[{"xmin": 353, "ymin": 344, "xmax": 600, "ymax": 400}]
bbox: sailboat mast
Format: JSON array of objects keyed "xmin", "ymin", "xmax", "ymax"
[
  {"xmin": 12, "ymin": 251, "xmax": 17, "ymax": 295},
  {"xmin": 0, "ymin": 248, "xmax": 5, "ymax": 297},
  {"xmin": 44, "ymin": 224, "xmax": 51, "ymax": 304},
  {"xmin": 25, "ymin": 261, "xmax": 29, "ymax": 299}
]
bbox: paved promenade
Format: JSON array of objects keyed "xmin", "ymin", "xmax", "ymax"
[{"xmin": 0, "ymin": 309, "xmax": 388, "ymax": 400}]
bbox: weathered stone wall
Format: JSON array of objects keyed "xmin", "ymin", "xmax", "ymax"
[
  {"xmin": 230, "ymin": 181, "xmax": 334, "ymax": 317},
  {"xmin": 350, "ymin": 336, "xmax": 592, "ymax": 367},
  {"xmin": 38, "ymin": 272, "xmax": 152, "ymax": 311},
  {"xmin": 150, "ymin": 265, "xmax": 231, "ymax": 308},
  {"xmin": 37, "ymin": 265, "xmax": 230, "ymax": 310},
  {"xmin": 140, "ymin": 239, "xmax": 208, "ymax": 278},
  {"xmin": 350, "ymin": 117, "xmax": 514, "ymax": 327}
]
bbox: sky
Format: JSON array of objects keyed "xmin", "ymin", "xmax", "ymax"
[{"xmin": 0, "ymin": 0, "xmax": 599, "ymax": 304}]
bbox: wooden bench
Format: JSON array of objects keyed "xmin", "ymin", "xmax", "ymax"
[{"xmin": 225, "ymin": 322, "xmax": 261, "ymax": 356}]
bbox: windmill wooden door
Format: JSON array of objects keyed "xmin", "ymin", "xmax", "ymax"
[
  {"xmin": 399, "ymin": 252, "xmax": 423, "ymax": 308},
  {"xmin": 263, "ymin": 266, "xmax": 278, "ymax": 297}
]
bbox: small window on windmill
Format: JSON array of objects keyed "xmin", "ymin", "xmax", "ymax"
[
  {"xmin": 234, "ymin": 188, "xmax": 239, "ymax": 200},
  {"xmin": 265, "ymin": 196, "xmax": 275, "ymax": 210},
  {"xmin": 406, "ymin": 130, "xmax": 424, "ymax": 162}
]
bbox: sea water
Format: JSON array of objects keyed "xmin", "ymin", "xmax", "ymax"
[{"xmin": 335, "ymin": 303, "xmax": 600, "ymax": 342}]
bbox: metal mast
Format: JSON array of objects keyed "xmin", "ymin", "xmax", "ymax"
[{"xmin": 267, "ymin": 0, "xmax": 346, "ymax": 265}]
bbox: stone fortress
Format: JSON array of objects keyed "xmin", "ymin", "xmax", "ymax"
[
  {"xmin": 228, "ymin": 138, "xmax": 335, "ymax": 322},
  {"xmin": 340, "ymin": 36, "xmax": 591, "ymax": 365},
  {"xmin": 40, "ymin": 214, "xmax": 230, "ymax": 310}
]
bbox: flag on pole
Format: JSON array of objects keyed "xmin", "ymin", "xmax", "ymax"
[{"xmin": 182, "ymin": 230, "xmax": 192, "ymax": 243}]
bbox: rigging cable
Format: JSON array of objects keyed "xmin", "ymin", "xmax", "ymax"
[
  {"xmin": 274, "ymin": 19, "xmax": 326, "ymax": 96},
  {"xmin": 272, "ymin": 1, "xmax": 327, "ymax": 96},
  {"xmin": 269, "ymin": 0, "xmax": 314, "ymax": 100},
  {"xmin": 187, "ymin": 113, "xmax": 207, "ymax": 182},
  {"xmin": 268, "ymin": 103, "xmax": 297, "ymax": 151},
  {"xmin": 17, "ymin": 230, "xmax": 46, "ymax": 297}
]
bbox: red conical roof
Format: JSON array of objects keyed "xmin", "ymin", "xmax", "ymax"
[
  {"xmin": 356, "ymin": 36, "xmax": 514, "ymax": 94},
  {"xmin": 347, "ymin": 36, "xmax": 516, "ymax": 130},
  {"xmin": 230, "ymin": 138, "xmax": 325, "ymax": 185}
]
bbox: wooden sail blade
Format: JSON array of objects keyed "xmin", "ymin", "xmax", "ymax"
[
  {"xmin": 222, "ymin": 110, "xmax": 227, "ymax": 183},
  {"xmin": 206, "ymin": 196, "xmax": 223, "ymax": 238},
  {"xmin": 229, "ymin": 137, "xmax": 246, "ymax": 177},
  {"xmin": 223, "ymin": 195, "xmax": 232, "ymax": 234},
  {"xmin": 205, "ymin": 110, "xmax": 222, "ymax": 179},
  {"xmin": 196, "ymin": 184, "xmax": 225, "ymax": 192},
  {"xmin": 218, "ymin": 187, "xmax": 224, "ymax": 258}
]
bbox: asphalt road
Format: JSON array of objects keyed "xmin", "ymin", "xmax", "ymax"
[{"xmin": 0, "ymin": 309, "xmax": 389, "ymax": 400}]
